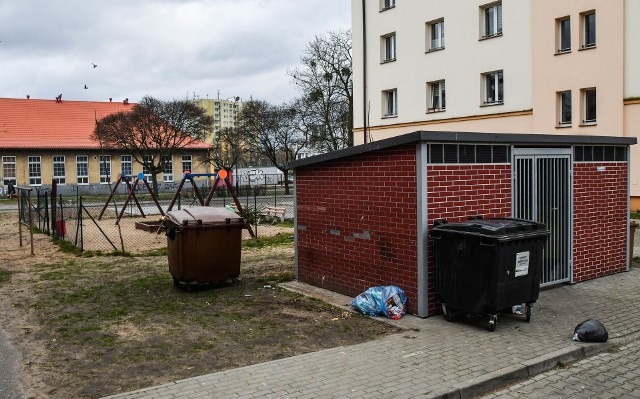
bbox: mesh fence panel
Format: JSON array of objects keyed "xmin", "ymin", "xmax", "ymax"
[{"xmin": 35, "ymin": 183, "xmax": 295, "ymax": 253}]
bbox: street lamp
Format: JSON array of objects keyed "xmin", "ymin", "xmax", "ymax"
[{"xmin": 226, "ymin": 96, "xmax": 241, "ymax": 192}]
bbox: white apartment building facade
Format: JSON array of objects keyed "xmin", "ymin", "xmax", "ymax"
[{"xmin": 352, "ymin": 0, "xmax": 640, "ymax": 207}]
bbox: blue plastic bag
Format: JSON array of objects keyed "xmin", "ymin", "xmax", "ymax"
[{"xmin": 351, "ymin": 285, "xmax": 407, "ymax": 319}]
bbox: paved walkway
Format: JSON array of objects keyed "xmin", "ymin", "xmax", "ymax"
[
  {"xmin": 105, "ymin": 264, "xmax": 640, "ymax": 399},
  {"xmin": 481, "ymin": 340, "xmax": 640, "ymax": 398}
]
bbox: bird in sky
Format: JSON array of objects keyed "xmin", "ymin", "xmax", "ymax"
[
  {"xmin": 84, "ymin": 85, "xmax": 88, "ymax": 89},
  {"xmin": 92, "ymin": 63, "xmax": 97, "ymax": 68}
]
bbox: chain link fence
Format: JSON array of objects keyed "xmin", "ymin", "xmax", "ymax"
[{"xmin": 31, "ymin": 180, "xmax": 295, "ymax": 254}]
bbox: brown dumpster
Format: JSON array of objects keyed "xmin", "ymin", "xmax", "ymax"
[{"xmin": 164, "ymin": 207, "xmax": 244, "ymax": 288}]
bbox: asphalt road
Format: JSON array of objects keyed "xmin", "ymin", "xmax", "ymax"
[{"xmin": 0, "ymin": 328, "xmax": 24, "ymax": 399}]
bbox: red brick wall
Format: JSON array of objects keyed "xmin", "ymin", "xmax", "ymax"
[
  {"xmin": 295, "ymin": 145, "xmax": 420, "ymax": 313},
  {"xmin": 573, "ymin": 163, "xmax": 628, "ymax": 282},
  {"xmin": 426, "ymin": 164, "xmax": 513, "ymax": 315}
]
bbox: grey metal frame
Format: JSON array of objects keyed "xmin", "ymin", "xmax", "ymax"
[
  {"xmin": 513, "ymin": 148, "xmax": 573, "ymax": 287},
  {"xmin": 416, "ymin": 143, "xmax": 429, "ymax": 317}
]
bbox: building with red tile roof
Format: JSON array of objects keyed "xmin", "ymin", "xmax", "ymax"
[{"xmin": 0, "ymin": 97, "xmax": 211, "ymax": 196}]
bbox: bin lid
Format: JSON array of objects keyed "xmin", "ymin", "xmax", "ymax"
[
  {"xmin": 165, "ymin": 207, "xmax": 244, "ymax": 226},
  {"xmin": 431, "ymin": 218, "xmax": 549, "ymax": 238}
]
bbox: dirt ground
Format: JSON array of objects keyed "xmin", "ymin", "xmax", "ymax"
[{"xmin": 0, "ymin": 212, "xmax": 401, "ymax": 399}]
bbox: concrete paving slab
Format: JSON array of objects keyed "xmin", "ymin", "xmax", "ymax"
[{"xmin": 103, "ymin": 267, "xmax": 640, "ymax": 399}]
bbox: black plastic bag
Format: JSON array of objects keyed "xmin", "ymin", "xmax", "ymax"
[{"xmin": 572, "ymin": 319, "xmax": 608, "ymax": 342}]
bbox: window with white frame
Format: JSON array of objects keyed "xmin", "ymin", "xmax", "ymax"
[
  {"xmin": 381, "ymin": 33, "xmax": 396, "ymax": 63},
  {"xmin": 481, "ymin": 2, "xmax": 502, "ymax": 38},
  {"xmin": 581, "ymin": 11, "xmax": 596, "ymax": 48},
  {"xmin": 558, "ymin": 91, "xmax": 572, "ymax": 126},
  {"xmin": 181, "ymin": 155, "xmax": 192, "ymax": 175},
  {"xmin": 382, "ymin": 89, "xmax": 397, "ymax": 117},
  {"xmin": 163, "ymin": 156, "xmax": 173, "ymax": 182},
  {"xmin": 121, "ymin": 155, "xmax": 132, "ymax": 178},
  {"xmin": 582, "ymin": 88, "xmax": 596, "ymax": 124},
  {"xmin": 380, "ymin": 0, "xmax": 395, "ymax": 11},
  {"xmin": 427, "ymin": 80, "xmax": 446, "ymax": 112},
  {"xmin": 76, "ymin": 156, "xmax": 89, "ymax": 185},
  {"xmin": 52, "ymin": 156, "xmax": 66, "ymax": 185},
  {"xmin": 28, "ymin": 156, "xmax": 41, "ymax": 186},
  {"xmin": 427, "ymin": 19, "xmax": 445, "ymax": 51},
  {"xmin": 142, "ymin": 155, "xmax": 153, "ymax": 181},
  {"xmin": 99, "ymin": 155, "xmax": 111, "ymax": 184},
  {"xmin": 557, "ymin": 17, "xmax": 571, "ymax": 53},
  {"xmin": 482, "ymin": 70, "xmax": 504, "ymax": 105},
  {"xmin": 2, "ymin": 156, "xmax": 16, "ymax": 185}
]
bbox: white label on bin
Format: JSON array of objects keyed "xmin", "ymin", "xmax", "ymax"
[{"xmin": 515, "ymin": 251, "xmax": 530, "ymax": 277}]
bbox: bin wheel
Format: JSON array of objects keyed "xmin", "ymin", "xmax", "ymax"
[
  {"xmin": 441, "ymin": 304, "xmax": 454, "ymax": 322},
  {"xmin": 525, "ymin": 305, "xmax": 532, "ymax": 322},
  {"xmin": 173, "ymin": 278, "xmax": 180, "ymax": 288},
  {"xmin": 489, "ymin": 315, "xmax": 498, "ymax": 332}
]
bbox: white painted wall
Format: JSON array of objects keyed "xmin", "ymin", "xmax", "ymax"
[
  {"xmin": 352, "ymin": 0, "xmax": 532, "ymax": 132},
  {"xmin": 625, "ymin": 0, "xmax": 640, "ymax": 99}
]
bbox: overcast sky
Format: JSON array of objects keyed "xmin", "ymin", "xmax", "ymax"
[{"xmin": 0, "ymin": 0, "xmax": 351, "ymax": 104}]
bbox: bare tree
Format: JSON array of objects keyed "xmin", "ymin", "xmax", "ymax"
[
  {"xmin": 92, "ymin": 96, "xmax": 212, "ymax": 194},
  {"xmin": 199, "ymin": 126, "xmax": 245, "ymax": 173},
  {"xmin": 289, "ymin": 29, "xmax": 353, "ymax": 151},
  {"xmin": 238, "ymin": 99, "xmax": 309, "ymax": 194}
]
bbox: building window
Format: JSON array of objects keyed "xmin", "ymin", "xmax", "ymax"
[
  {"xmin": 99, "ymin": 155, "xmax": 111, "ymax": 184},
  {"xmin": 52, "ymin": 156, "xmax": 66, "ymax": 185},
  {"xmin": 382, "ymin": 89, "xmax": 398, "ymax": 117},
  {"xmin": 557, "ymin": 17, "xmax": 571, "ymax": 53},
  {"xmin": 381, "ymin": 33, "xmax": 396, "ymax": 63},
  {"xmin": 121, "ymin": 155, "xmax": 132, "ymax": 178},
  {"xmin": 428, "ymin": 80, "xmax": 446, "ymax": 112},
  {"xmin": 482, "ymin": 70, "xmax": 504, "ymax": 105},
  {"xmin": 142, "ymin": 155, "xmax": 153, "ymax": 181},
  {"xmin": 28, "ymin": 156, "xmax": 41, "ymax": 186},
  {"xmin": 575, "ymin": 146, "xmax": 627, "ymax": 162},
  {"xmin": 582, "ymin": 88, "xmax": 597, "ymax": 124},
  {"xmin": 182, "ymin": 155, "xmax": 192, "ymax": 175},
  {"xmin": 2, "ymin": 156, "xmax": 16, "ymax": 185},
  {"xmin": 429, "ymin": 144, "xmax": 511, "ymax": 164},
  {"xmin": 558, "ymin": 91, "xmax": 572, "ymax": 126},
  {"xmin": 163, "ymin": 156, "xmax": 173, "ymax": 182},
  {"xmin": 481, "ymin": 2, "xmax": 502, "ymax": 39},
  {"xmin": 77, "ymin": 156, "xmax": 89, "ymax": 185},
  {"xmin": 581, "ymin": 11, "xmax": 596, "ymax": 49},
  {"xmin": 380, "ymin": 0, "xmax": 395, "ymax": 11},
  {"xmin": 427, "ymin": 19, "xmax": 445, "ymax": 51}
]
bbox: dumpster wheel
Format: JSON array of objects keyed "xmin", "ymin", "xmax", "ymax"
[
  {"xmin": 489, "ymin": 314, "xmax": 498, "ymax": 332},
  {"xmin": 441, "ymin": 304, "xmax": 455, "ymax": 322},
  {"xmin": 525, "ymin": 304, "xmax": 532, "ymax": 322}
]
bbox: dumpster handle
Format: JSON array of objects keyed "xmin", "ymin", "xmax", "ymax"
[
  {"xmin": 433, "ymin": 219, "xmax": 448, "ymax": 227},
  {"xmin": 479, "ymin": 241, "xmax": 495, "ymax": 247}
]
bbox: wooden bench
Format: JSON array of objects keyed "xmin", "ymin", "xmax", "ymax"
[{"xmin": 259, "ymin": 206, "xmax": 286, "ymax": 222}]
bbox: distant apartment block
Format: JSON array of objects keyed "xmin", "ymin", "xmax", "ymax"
[
  {"xmin": 192, "ymin": 98, "xmax": 243, "ymax": 145},
  {"xmin": 352, "ymin": 0, "xmax": 640, "ymax": 207}
]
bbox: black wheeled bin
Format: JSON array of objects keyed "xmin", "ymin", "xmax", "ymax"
[
  {"xmin": 163, "ymin": 207, "xmax": 245, "ymax": 289},
  {"xmin": 431, "ymin": 217, "xmax": 549, "ymax": 331}
]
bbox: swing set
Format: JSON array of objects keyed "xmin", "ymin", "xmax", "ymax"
[{"xmin": 98, "ymin": 170, "xmax": 255, "ymax": 237}]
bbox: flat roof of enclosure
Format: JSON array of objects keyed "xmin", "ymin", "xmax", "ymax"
[{"xmin": 289, "ymin": 131, "xmax": 637, "ymax": 169}]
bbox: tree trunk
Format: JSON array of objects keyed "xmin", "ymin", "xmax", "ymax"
[
  {"xmin": 151, "ymin": 174, "xmax": 160, "ymax": 196},
  {"xmin": 283, "ymin": 170, "xmax": 290, "ymax": 195}
]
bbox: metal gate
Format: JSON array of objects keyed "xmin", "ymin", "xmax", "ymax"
[{"xmin": 513, "ymin": 149, "xmax": 572, "ymax": 286}]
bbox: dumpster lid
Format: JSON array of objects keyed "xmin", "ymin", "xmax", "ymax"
[
  {"xmin": 165, "ymin": 207, "xmax": 243, "ymax": 226},
  {"xmin": 431, "ymin": 217, "xmax": 548, "ymax": 237}
]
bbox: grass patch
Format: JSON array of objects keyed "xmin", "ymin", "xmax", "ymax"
[
  {"xmin": 0, "ymin": 269, "xmax": 11, "ymax": 286},
  {"xmin": 243, "ymin": 233, "xmax": 293, "ymax": 249},
  {"xmin": 257, "ymin": 271, "xmax": 295, "ymax": 285},
  {"xmin": 631, "ymin": 212, "xmax": 640, "ymax": 219}
]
